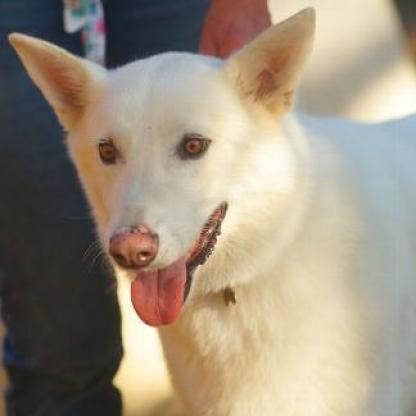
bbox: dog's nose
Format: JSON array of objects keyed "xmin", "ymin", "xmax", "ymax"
[{"xmin": 109, "ymin": 225, "xmax": 158, "ymax": 269}]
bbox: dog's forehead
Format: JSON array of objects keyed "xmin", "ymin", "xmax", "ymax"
[
  {"xmin": 108, "ymin": 54, "xmax": 225, "ymax": 109},
  {"xmin": 99, "ymin": 53, "xmax": 238, "ymax": 136}
]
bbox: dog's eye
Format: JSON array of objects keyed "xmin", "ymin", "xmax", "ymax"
[
  {"xmin": 178, "ymin": 134, "xmax": 211, "ymax": 160},
  {"xmin": 98, "ymin": 140, "xmax": 119, "ymax": 164}
]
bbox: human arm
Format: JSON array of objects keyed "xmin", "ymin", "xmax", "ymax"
[{"xmin": 199, "ymin": 0, "xmax": 271, "ymax": 58}]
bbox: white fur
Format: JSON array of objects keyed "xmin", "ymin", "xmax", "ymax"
[{"xmin": 9, "ymin": 8, "xmax": 416, "ymax": 415}]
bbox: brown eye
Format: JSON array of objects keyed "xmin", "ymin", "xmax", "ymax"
[
  {"xmin": 98, "ymin": 140, "xmax": 118, "ymax": 164},
  {"xmin": 178, "ymin": 134, "xmax": 211, "ymax": 160}
]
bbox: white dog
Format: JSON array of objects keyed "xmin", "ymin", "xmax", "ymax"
[{"xmin": 9, "ymin": 8, "xmax": 416, "ymax": 415}]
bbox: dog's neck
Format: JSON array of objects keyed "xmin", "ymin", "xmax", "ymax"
[{"xmin": 174, "ymin": 114, "xmax": 315, "ymax": 319}]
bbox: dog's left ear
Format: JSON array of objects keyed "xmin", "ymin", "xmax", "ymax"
[
  {"xmin": 224, "ymin": 8, "xmax": 315, "ymax": 115},
  {"xmin": 9, "ymin": 33, "xmax": 105, "ymax": 131}
]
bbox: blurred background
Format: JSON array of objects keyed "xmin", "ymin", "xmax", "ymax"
[
  {"xmin": 0, "ymin": 0, "xmax": 415, "ymax": 415},
  {"xmin": 274, "ymin": 0, "xmax": 416, "ymax": 121}
]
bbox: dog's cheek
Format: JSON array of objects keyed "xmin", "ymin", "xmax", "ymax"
[{"xmin": 66, "ymin": 138, "xmax": 114, "ymax": 232}]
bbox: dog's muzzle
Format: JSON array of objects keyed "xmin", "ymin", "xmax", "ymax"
[{"xmin": 111, "ymin": 202, "xmax": 228, "ymax": 327}]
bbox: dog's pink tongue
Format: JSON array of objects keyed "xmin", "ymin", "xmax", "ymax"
[{"xmin": 131, "ymin": 256, "xmax": 187, "ymax": 327}]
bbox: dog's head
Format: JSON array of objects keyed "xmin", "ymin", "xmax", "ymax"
[{"xmin": 9, "ymin": 8, "xmax": 315, "ymax": 326}]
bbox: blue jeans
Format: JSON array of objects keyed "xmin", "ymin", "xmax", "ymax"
[{"xmin": 0, "ymin": 0, "xmax": 210, "ymax": 414}]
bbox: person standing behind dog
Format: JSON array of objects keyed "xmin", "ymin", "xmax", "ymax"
[{"xmin": 0, "ymin": 0, "xmax": 270, "ymax": 415}]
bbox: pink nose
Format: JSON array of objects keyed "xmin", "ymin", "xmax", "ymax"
[{"xmin": 109, "ymin": 225, "xmax": 159, "ymax": 269}]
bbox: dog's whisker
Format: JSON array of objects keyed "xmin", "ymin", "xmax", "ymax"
[
  {"xmin": 61, "ymin": 214, "xmax": 93, "ymax": 220},
  {"xmin": 105, "ymin": 279, "xmax": 118, "ymax": 294},
  {"xmin": 83, "ymin": 240, "xmax": 100, "ymax": 262},
  {"xmin": 83, "ymin": 240, "xmax": 108, "ymax": 272},
  {"xmin": 90, "ymin": 250, "xmax": 106, "ymax": 269}
]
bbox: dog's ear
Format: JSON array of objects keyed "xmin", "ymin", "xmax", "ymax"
[
  {"xmin": 9, "ymin": 33, "xmax": 105, "ymax": 131},
  {"xmin": 224, "ymin": 8, "xmax": 315, "ymax": 115}
]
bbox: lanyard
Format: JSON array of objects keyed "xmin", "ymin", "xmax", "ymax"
[{"xmin": 63, "ymin": 0, "xmax": 106, "ymax": 65}]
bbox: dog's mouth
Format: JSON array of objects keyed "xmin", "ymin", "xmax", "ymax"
[
  {"xmin": 185, "ymin": 202, "xmax": 228, "ymax": 297},
  {"xmin": 131, "ymin": 202, "xmax": 228, "ymax": 327}
]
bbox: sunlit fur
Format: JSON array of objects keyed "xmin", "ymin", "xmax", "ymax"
[{"xmin": 10, "ymin": 8, "xmax": 416, "ymax": 415}]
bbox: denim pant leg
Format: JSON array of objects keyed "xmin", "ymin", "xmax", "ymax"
[
  {"xmin": 0, "ymin": 1, "xmax": 122, "ymax": 415},
  {"xmin": 0, "ymin": 0, "xmax": 210, "ymax": 415},
  {"xmin": 104, "ymin": 0, "xmax": 211, "ymax": 66}
]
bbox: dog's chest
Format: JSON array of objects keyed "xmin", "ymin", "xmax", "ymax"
[
  {"xmin": 159, "ymin": 287, "xmax": 285, "ymax": 413},
  {"xmin": 159, "ymin": 261, "xmax": 362, "ymax": 413}
]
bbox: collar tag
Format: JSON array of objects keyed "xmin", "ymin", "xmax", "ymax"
[{"xmin": 223, "ymin": 287, "xmax": 236, "ymax": 306}]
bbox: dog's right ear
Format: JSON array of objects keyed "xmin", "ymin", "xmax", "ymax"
[
  {"xmin": 9, "ymin": 33, "xmax": 105, "ymax": 131},
  {"xmin": 224, "ymin": 8, "xmax": 315, "ymax": 116}
]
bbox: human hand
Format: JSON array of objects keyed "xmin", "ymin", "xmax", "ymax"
[{"xmin": 199, "ymin": 0, "xmax": 271, "ymax": 58}]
